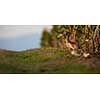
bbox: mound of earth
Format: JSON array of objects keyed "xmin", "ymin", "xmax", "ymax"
[{"xmin": 0, "ymin": 48, "xmax": 100, "ymax": 74}]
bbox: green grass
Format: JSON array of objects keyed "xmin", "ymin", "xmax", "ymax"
[
  {"xmin": 0, "ymin": 48, "xmax": 100, "ymax": 74},
  {"xmin": 53, "ymin": 63, "xmax": 100, "ymax": 74}
]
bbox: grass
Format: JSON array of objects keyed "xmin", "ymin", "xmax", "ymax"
[{"xmin": 0, "ymin": 47, "xmax": 100, "ymax": 74}]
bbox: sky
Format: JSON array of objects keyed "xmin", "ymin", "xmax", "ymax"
[{"xmin": 0, "ymin": 25, "xmax": 52, "ymax": 51}]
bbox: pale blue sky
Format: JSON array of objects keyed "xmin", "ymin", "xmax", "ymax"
[{"xmin": 0, "ymin": 25, "xmax": 52, "ymax": 51}]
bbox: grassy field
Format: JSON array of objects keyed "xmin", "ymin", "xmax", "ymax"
[{"xmin": 0, "ymin": 48, "xmax": 100, "ymax": 74}]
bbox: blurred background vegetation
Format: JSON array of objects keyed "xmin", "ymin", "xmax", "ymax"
[{"xmin": 41, "ymin": 25, "xmax": 100, "ymax": 56}]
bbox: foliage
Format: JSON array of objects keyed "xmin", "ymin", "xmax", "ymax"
[
  {"xmin": 40, "ymin": 28, "xmax": 52, "ymax": 47},
  {"xmin": 41, "ymin": 25, "xmax": 100, "ymax": 56}
]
